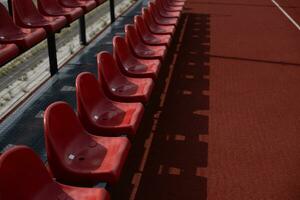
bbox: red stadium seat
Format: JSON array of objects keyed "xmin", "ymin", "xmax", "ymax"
[
  {"xmin": 157, "ymin": 0, "xmax": 183, "ymax": 12},
  {"xmin": 134, "ymin": 15, "xmax": 171, "ymax": 47},
  {"xmin": 59, "ymin": 0, "xmax": 97, "ymax": 13},
  {"xmin": 155, "ymin": 0, "xmax": 181, "ymax": 18},
  {"xmin": 0, "ymin": 44, "xmax": 19, "ymax": 65},
  {"xmin": 95, "ymin": 0, "xmax": 106, "ymax": 5},
  {"xmin": 38, "ymin": 0, "xmax": 84, "ymax": 23},
  {"xmin": 142, "ymin": 8, "xmax": 175, "ymax": 35},
  {"xmin": 148, "ymin": 2, "xmax": 178, "ymax": 26},
  {"xmin": 0, "ymin": 145, "xmax": 110, "ymax": 200},
  {"xmin": 125, "ymin": 25, "xmax": 166, "ymax": 60},
  {"xmin": 97, "ymin": 51, "xmax": 154, "ymax": 103},
  {"xmin": 164, "ymin": 0, "xmax": 185, "ymax": 7},
  {"xmin": 44, "ymin": 101, "xmax": 131, "ymax": 185},
  {"xmin": 113, "ymin": 36, "xmax": 160, "ymax": 79},
  {"xmin": 76, "ymin": 72, "xmax": 144, "ymax": 136},
  {"xmin": 12, "ymin": 0, "xmax": 67, "ymax": 33},
  {"xmin": 0, "ymin": 4, "xmax": 46, "ymax": 50}
]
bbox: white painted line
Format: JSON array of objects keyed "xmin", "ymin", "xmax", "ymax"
[{"xmin": 271, "ymin": 0, "xmax": 300, "ymax": 31}]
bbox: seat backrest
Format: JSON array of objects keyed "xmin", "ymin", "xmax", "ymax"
[
  {"xmin": 76, "ymin": 72, "xmax": 107, "ymax": 115},
  {"xmin": 142, "ymin": 8, "xmax": 156, "ymax": 28},
  {"xmin": 113, "ymin": 36, "xmax": 136, "ymax": 65},
  {"xmin": 125, "ymin": 24, "xmax": 143, "ymax": 47},
  {"xmin": 0, "ymin": 146, "xmax": 55, "ymax": 200},
  {"xmin": 97, "ymin": 51, "xmax": 125, "ymax": 84},
  {"xmin": 155, "ymin": 0, "xmax": 165, "ymax": 9},
  {"xmin": 134, "ymin": 15, "xmax": 150, "ymax": 36},
  {"xmin": 37, "ymin": 0, "xmax": 64, "ymax": 14},
  {"xmin": 44, "ymin": 101, "xmax": 87, "ymax": 170},
  {"xmin": 58, "ymin": 0, "xmax": 79, "ymax": 5},
  {"xmin": 44, "ymin": 101, "xmax": 85, "ymax": 150},
  {"xmin": 0, "ymin": 3, "xmax": 21, "ymax": 34},
  {"xmin": 148, "ymin": 2, "xmax": 160, "ymax": 18},
  {"xmin": 12, "ymin": 0, "xmax": 44, "ymax": 26}
]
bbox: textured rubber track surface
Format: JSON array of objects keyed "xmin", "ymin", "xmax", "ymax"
[{"xmin": 121, "ymin": 0, "xmax": 300, "ymax": 199}]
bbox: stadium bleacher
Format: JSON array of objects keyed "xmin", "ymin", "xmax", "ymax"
[{"xmin": 0, "ymin": 0, "xmax": 184, "ymax": 199}]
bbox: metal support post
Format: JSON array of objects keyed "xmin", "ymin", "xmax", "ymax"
[
  {"xmin": 47, "ymin": 33, "xmax": 58, "ymax": 76},
  {"xmin": 7, "ymin": 0, "xmax": 13, "ymax": 16},
  {"xmin": 79, "ymin": 15, "xmax": 87, "ymax": 45},
  {"xmin": 109, "ymin": 0, "xmax": 115, "ymax": 23}
]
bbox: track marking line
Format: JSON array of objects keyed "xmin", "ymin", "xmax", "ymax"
[{"xmin": 271, "ymin": 0, "xmax": 300, "ymax": 31}]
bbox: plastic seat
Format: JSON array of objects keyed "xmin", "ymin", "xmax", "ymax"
[
  {"xmin": 134, "ymin": 15, "xmax": 171, "ymax": 47},
  {"xmin": 44, "ymin": 101, "xmax": 131, "ymax": 185},
  {"xmin": 142, "ymin": 8, "xmax": 175, "ymax": 35},
  {"xmin": 164, "ymin": 0, "xmax": 185, "ymax": 8},
  {"xmin": 76, "ymin": 72, "xmax": 144, "ymax": 136},
  {"xmin": 155, "ymin": 0, "xmax": 181, "ymax": 18},
  {"xmin": 158, "ymin": 0, "xmax": 184, "ymax": 12},
  {"xmin": 0, "ymin": 145, "xmax": 110, "ymax": 200},
  {"xmin": 59, "ymin": 0, "xmax": 97, "ymax": 13},
  {"xmin": 12, "ymin": 0, "xmax": 67, "ymax": 33},
  {"xmin": 0, "ymin": 4, "xmax": 46, "ymax": 50},
  {"xmin": 95, "ymin": 0, "xmax": 106, "ymax": 5},
  {"xmin": 113, "ymin": 36, "xmax": 160, "ymax": 79},
  {"xmin": 125, "ymin": 25, "xmax": 166, "ymax": 60},
  {"xmin": 0, "ymin": 43, "xmax": 19, "ymax": 65},
  {"xmin": 148, "ymin": 2, "xmax": 178, "ymax": 26},
  {"xmin": 38, "ymin": 0, "xmax": 84, "ymax": 23},
  {"xmin": 97, "ymin": 51, "xmax": 154, "ymax": 103}
]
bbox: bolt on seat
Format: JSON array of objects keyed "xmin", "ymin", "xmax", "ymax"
[
  {"xmin": 44, "ymin": 101, "xmax": 131, "ymax": 185},
  {"xmin": 134, "ymin": 15, "xmax": 171, "ymax": 47},
  {"xmin": 38, "ymin": 0, "xmax": 84, "ymax": 23},
  {"xmin": 97, "ymin": 51, "xmax": 154, "ymax": 103},
  {"xmin": 76, "ymin": 72, "xmax": 144, "ymax": 136},
  {"xmin": 0, "ymin": 145, "xmax": 110, "ymax": 200},
  {"xmin": 59, "ymin": 0, "xmax": 97, "ymax": 13},
  {"xmin": 0, "ymin": 43, "xmax": 19, "ymax": 65},
  {"xmin": 0, "ymin": 3, "xmax": 46, "ymax": 50},
  {"xmin": 113, "ymin": 36, "xmax": 161, "ymax": 79},
  {"xmin": 148, "ymin": 2, "xmax": 178, "ymax": 26},
  {"xmin": 12, "ymin": 0, "xmax": 67, "ymax": 33},
  {"xmin": 142, "ymin": 8, "xmax": 175, "ymax": 36},
  {"xmin": 125, "ymin": 25, "xmax": 167, "ymax": 60},
  {"xmin": 155, "ymin": 0, "xmax": 181, "ymax": 18}
]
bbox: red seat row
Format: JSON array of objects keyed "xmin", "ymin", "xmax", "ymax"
[
  {"xmin": 0, "ymin": 0, "xmax": 105, "ymax": 66},
  {"xmin": 0, "ymin": 146, "xmax": 110, "ymax": 200},
  {"xmin": 0, "ymin": 0, "xmax": 185, "ymax": 199}
]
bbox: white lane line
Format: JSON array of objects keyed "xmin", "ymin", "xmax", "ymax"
[{"xmin": 271, "ymin": 0, "xmax": 300, "ymax": 31}]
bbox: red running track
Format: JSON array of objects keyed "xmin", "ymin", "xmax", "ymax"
[{"xmin": 186, "ymin": 0, "xmax": 300, "ymax": 199}]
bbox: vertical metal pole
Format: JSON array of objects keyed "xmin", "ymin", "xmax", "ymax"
[
  {"xmin": 7, "ymin": 0, "xmax": 13, "ymax": 16},
  {"xmin": 109, "ymin": 0, "xmax": 115, "ymax": 23},
  {"xmin": 47, "ymin": 33, "xmax": 58, "ymax": 76},
  {"xmin": 79, "ymin": 15, "xmax": 87, "ymax": 45}
]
